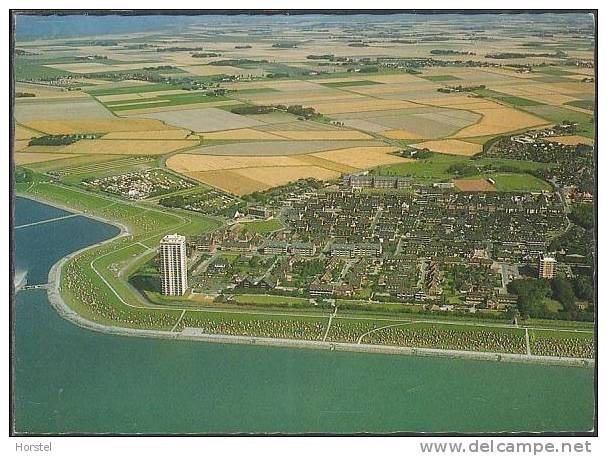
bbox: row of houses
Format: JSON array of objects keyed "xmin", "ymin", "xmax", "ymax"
[{"xmin": 341, "ymin": 173, "xmax": 413, "ymax": 190}]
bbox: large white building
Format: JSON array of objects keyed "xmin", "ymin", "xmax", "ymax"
[
  {"xmin": 159, "ymin": 233, "xmax": 188, "ymax": 296},
  {"xmin": 538, "ymin": 255, "xmax": 557, "ymax": 279}
]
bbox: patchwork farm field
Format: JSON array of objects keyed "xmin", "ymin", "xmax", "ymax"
[
  {"xmin": 59, "ymin": 139, "xmax": 199, "ymax": 155},
  {"xmin": 184, "ymin": 140, "xmax": 383, "ymax": 156},
  {"xmin": 166, "ymin": 145, "xmax": 409, "ymax": 194},
  {"xmin": 21, "ymin": 118, "xmax": 182, "ymax": 135},
  {"xmin": 412, "ymin": 139, "xmax": 482, "ymax": 156},
  {"xmin": 16, "ymin": 98, "xmax": 114, "ymax": 123},
  {"xmin": 13, "ymin": 17, "xmax": 594, "ymax": 198},
  {"xmin": 15, "ymin": 152, "xmax": 80, "ymax": 165}
]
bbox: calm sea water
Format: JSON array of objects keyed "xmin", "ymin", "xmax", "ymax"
[{"xmin": 12, "ymin": 197, "xmax": 596, "ymax": 434}]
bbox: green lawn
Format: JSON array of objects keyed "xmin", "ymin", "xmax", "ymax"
[
  {"xmin": 373, "ymin": 153, "xmax": 466, "ymax": 182},
  {"xmin": 239, "ymin": 218, "xmax": 283, "ymax": 234},
  {"xmin": 488, "ymin": 173, "xmax": 553, "ymax": 192},
  {"xmin": 232, "ymin": 294, "xmax": 310, "ymax": 308},
  {"xmin": 373, "ymin": 153, "xmax": 550, "ymax": 184}
]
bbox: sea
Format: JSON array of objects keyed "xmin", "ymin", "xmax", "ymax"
[{"xmin": 12, "ymin": 196, "xmax": 596, "ymax": 434}]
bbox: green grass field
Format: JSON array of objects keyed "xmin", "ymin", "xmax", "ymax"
[
  {"xmin": 565, "ymin": 99, "xmax": 595, "ymax": 111},
  {"xmin": 474, "ymin": 88, "xmax": 543, "ymax": 107},
  {"xmin": 15, "ymin": 59, "xmax": 74, "ymax": 81},
  {"xmin": 233, "ymin": 294, "xmax": 310, "ymax": 308},
  {"xmin": 373, "ymin": 152, "xmax": 551, "ymax": 187},
  {"xmin": 104, "ymin": 92, "xmax": 229, "ymax": 112},
  {"xmin": 488, "ymin": 173, "xmax": 553, "ymax": 192},
  {"xmin": 239, "ymin": 218, "xmax": 283, "ymax": 234}
]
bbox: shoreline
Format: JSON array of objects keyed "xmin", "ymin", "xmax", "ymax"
[{"xmin": 18, "ymin": 193, "xmax": 595, "ymax": 368}]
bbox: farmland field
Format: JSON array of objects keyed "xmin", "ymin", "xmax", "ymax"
[
  {"xmin": 59, "ymin": 139, "xmax": 199, "ymax": 155},
  {"xmin": 15, "ymin": 152, "xmax": 80, "ymax": 165},
  {"xmin": 21, "ymin": 118, "xmax": 181, "ymax": 135},
  {"xmin": 16, "ymin": 98, "xmax": 114, "ymax": 123},
  {"xmin": 134, "ymin": 107, "xmax": 266, "ymax": 132},
  {"xmin": 184, "ymin": 140, "xmax": 382, "ymax": 156},
  {"xmin": 412, "ymin": 139, "xmax": 482, "ymax": 156}
]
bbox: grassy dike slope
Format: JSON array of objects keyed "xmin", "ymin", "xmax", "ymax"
[{"xmin": 17, "ymin": 180, "xmax": 221, "ymax": 330}]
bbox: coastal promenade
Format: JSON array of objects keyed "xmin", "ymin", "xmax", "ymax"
[
  {"xmin": 45, "ymin": 243, "xmax": 594, "ymax": 369},
  {"xmin": 21, "ymin": 192, "xmax": 594, "ymax": 369}
]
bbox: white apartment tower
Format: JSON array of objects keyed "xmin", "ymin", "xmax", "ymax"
[
  {"xmin": 538, "ymin": 255, "xmax": 557, "ymax": 279},
  {"xmin": 159, "ymin": 234, "xmax": 188, "ymax": 296}
]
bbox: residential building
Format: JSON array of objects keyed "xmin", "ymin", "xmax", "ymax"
[
  {"xmin": 248, "ymin": 206, "xmax": 271, "ymax": 219},
  {"xmin": 289, "ymin": 242, "xmax": 316, "ymax": 256},
  {"xmin": 159, "ymin": 233, "xmax": 188, "ymax": 296},
  {"xmin": 539, "ymin": 255, "xmax": 557, "ymax": 279}
]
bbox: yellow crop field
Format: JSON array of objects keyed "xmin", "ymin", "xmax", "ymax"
[
  {"xmin": 186, "ymin": 170, "xmax": 269, "ymax": 195},
  {"xmin": 23, "ymin": 119, "xmax": 180, "ymax": 134},
  {"xmin": 61, "ymin": 139, "xmax": 199, "ymax": 155},
  {"xmin": 166, "ymin": 154, "xmax": 307, "ymax": 172},
  {"xmin": 548, "ymin": 135, "xmax": 594, "ymax": 146},
  {"xmin": 102, "ymin": 130, "xmax": 193, "ymax": 140},
  {"xmin": 15, "ymin": 125, "xmax": 40, "ymax": 141},
  {"xmin": 448, "ymin": 101, "xmax": 548, "ymax": 138},
  {"xmin": 16, "ymin": 83, "xmax": 88, "ymax": 99},
  {"xmin": 15, "ymin": 152, "xmax": 80, "ymax": 165},
  {"xmin": 413, "ymin": 139, "xmax": 482, "ymax": 156},
  {"xmin": 232, "ymin": 166, "xmax": 340, "ymax": 188},
  {"xmin": 413, "ymin": 95, "xmax": 483, "ymax": 107},
  {"xmin": 383, "ymin": 130, "xmax": 423, "ymax": 140},
  {"xmin": 294, "ymin": 154, "xmax": 358, "ymax": 174},
  {"xmin": 269, "ymin": 130, "xmax": 374, "ymax": 140},
  {"xmin": 311, "ymin": 146, "xmax": 409, "ymax": 168},
  {"xmin": 14, "ymin": 140, "xmax": 30, "ymax": 152},
  {"xmin": 202, "ymin": 129, "xmax": 285, "ymax": 141},
  {"xmin": 117, "ymin": 99, "xmax": 240, "ymax": 115},
  {"xmin": 550, "ymin": 82, "xmax": 595, "ymax": 95}
]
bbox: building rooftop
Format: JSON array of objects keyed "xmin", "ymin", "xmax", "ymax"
[{"xmin": 161, "ymin": 233, "xmax": 186, "ymax": 244}]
